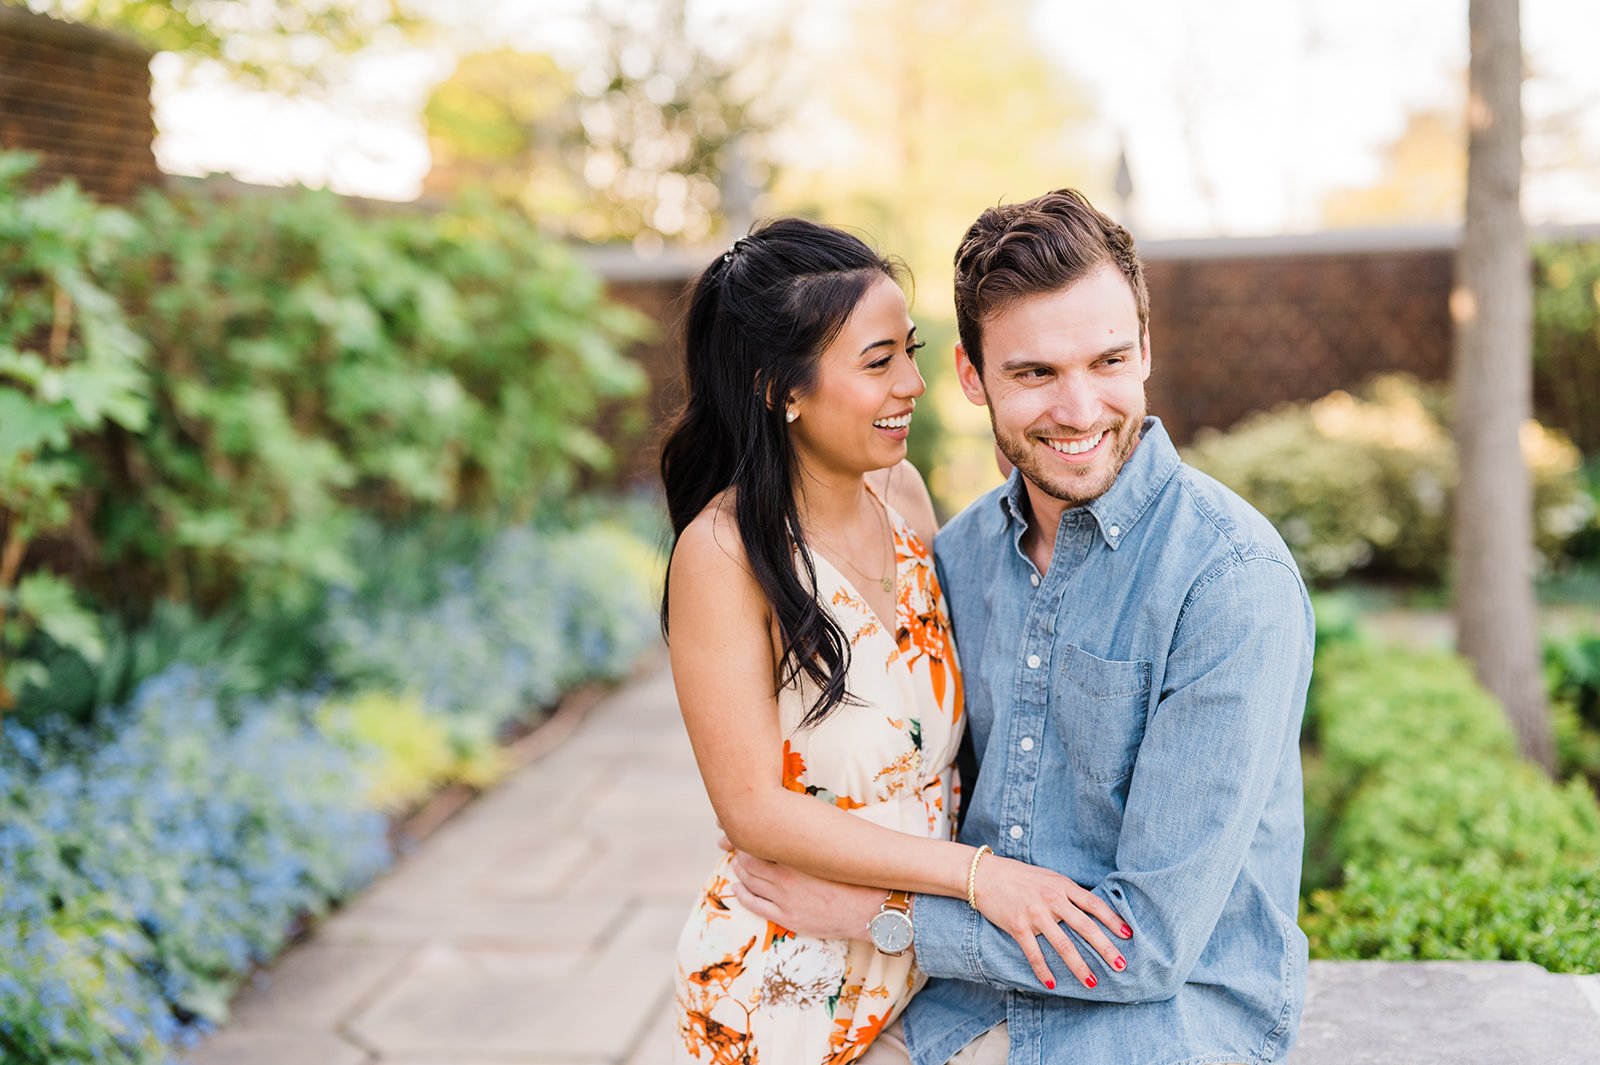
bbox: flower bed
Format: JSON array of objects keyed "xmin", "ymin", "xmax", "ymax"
[{"xmin": 0, "ymin": 514, "xmax": 663, "ymax": 1064}]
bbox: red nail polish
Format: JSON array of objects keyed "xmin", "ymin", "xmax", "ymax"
[
  {"xmin": 1121, "ymin": 924, "xmax": 1133, "ymax": 938},
  {"xmin": 1044, "ymin": 978, "xmax": 1055, "ymax": 989},
  {"xmin": 1085, "ymin": 974, "xmax": 1097, "ymax": 988},
  {"xmin": 1113, "ymin": 956, "xmax": 1125, "ymax": 971}
]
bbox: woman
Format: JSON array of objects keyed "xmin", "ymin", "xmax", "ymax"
[{"xmin": 661, "ymin": 219, "xmax": 1126, "ymax": 1065}]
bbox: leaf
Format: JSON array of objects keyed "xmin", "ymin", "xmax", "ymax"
[
  {"xmin": 0, "ymin": 388, "xmax": 71, "ymax": 461},
  {"xmin": 14, "ymin": 572, "xmax": 105, "ymax": 662}
]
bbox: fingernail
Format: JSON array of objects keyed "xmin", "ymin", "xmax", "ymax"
[
  {"xmin": 1084, "ymin": 974, "xmax": 1097, "ymax": 989},
  {"xmin": 1113, "ymin": 956, "xmax": 1125, "ymax": 971},
  {"xmin": 1120, "ymin": 924, "xmax": 1133, "ymax": 938},
  {"xmin": 1044, "ymin": 978, "xmax": 1055, "ymax": 989}
]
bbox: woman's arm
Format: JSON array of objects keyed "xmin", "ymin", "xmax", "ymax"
[
  {"xmin": 668, "ymin": 499, "xmax": 1128, "ymax": 989},
  {"xmin": 669, "ymin": 502, "xmax": 968, "ymax": 895}
]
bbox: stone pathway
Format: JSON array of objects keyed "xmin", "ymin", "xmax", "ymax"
[
  {"xmin": 188, "ymin": 653, "xmax": 1600, "ymax": 1065},
  {"xmin": 187, "ymin": 656, "xmax": 717, "ymax": 1065}
]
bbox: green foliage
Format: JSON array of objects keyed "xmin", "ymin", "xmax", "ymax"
[
  {"xmin": 315, "ymin": 690, "xmax": 466, "ymax": 812},
  {"xmin": 14, "ymin": 599, "xmax": 327, "ymax": 732},
  {"xmin": 0, "ymin": 155, "xmax": 148, "ymax": 708},
  {"xmin": 1184, "ymin": 374, "xmax": 1595, "ymax": 583},
  {"xmin": 1546, "ymin": 629, "xmax": 1600, "ymax": 783},
  {"xmin": 1301, "ymin": 640, "xmax": 1600, "ymax": 971},
  {"xmin": 97, "ymin": 185, "xmax": 647, "ymax": 612},
  {"xmin": 21, "ymin": 0, "xmax": 432, "ymax": 92},
  {"xmin": 1303, "ymin": 857, "xmax": 1600, "ymax": 971},
  {"xmin": 1534, "ymin": 241, "xmax": 1600, "ymax": 456}
]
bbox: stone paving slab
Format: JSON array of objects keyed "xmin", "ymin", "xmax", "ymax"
[
  {"xmin": 1289, "ymin": 961, "xmax": 1600, "ymax": 1064},
  {"xmin": 186, "ymin": 656, "xmax": 1600, "ymax": 1065},
  {"xmin": 227, "ymin": 943, "xmax": 414, "ymax": 1030}
]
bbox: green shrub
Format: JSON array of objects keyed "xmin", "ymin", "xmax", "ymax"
[
  {"xmin": 1546, "ymin": 629, "xmax": 1600, "ymax": 783},
  {"xmin": 99, "ymin": 185, "xmax": 649, "ymax": 611},
  {"xmin": 1303, "ymin": 855, "xmax": 1600, "ymax": 971},
  {"xmin": 1534, "ymin": 241, "xmax": 1600, "ymax": 457},
  {"xmin": 0, "ymin": 155, "xmax": 148, "ymax": 708},
  {"xmin": 315, "ymin": 690, "xmax": 475, "ymax": 811},
  {"xmin": 1184, "ymin": 375, "xmax": 1594, "ymax": 583},
  {"xmin": 1301, "ymin": 638, "xmax": 1600, "ymax": 971}
]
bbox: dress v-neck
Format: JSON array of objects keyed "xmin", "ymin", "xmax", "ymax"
[{"xmin": 800, "ymin": 481, "xmax": 908, "ymax": 643}]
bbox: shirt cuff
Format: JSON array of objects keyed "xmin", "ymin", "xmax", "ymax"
[{"xmin": 912, "ymin": 892, "xmax": 985, "ymax": 983}]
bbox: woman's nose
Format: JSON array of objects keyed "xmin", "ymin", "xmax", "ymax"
[{"xmin": 896, "ymin": 359, "xmax": 926, "ymax": 399}]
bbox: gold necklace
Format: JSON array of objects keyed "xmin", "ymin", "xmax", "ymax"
[{"xmin": 810, "ymin": 494, "xmax": 895, "ymax": 594}]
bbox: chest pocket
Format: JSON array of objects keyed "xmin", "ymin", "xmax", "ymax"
[{"xmin": 1052, "ymin": 644, "xmax": 1152, "ymax": 783}]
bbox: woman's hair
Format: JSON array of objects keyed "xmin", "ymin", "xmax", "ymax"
[{"xmin": 659, "ymin": 217, "xmax": 900, "ymax": 728}]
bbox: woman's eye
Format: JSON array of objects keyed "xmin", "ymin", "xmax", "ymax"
[
  {"xmin": 868, "ymin": 356, "xmax": 893, "ymax": 369},
  {"xmin": 907, "ymin": 341, "xmax": 926, "ymax": 358}
]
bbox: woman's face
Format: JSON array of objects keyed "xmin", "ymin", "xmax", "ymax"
[{"xmin": 788, "ymin": 275, "xmax": 926, "ymax": 479}]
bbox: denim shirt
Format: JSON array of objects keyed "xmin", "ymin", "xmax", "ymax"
[{"xmin": 905, "ymin": 417, "xmax": 1314, "ymax": 1065}]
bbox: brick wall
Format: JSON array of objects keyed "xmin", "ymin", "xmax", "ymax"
[
  {"xmin": 0, "ymin": 7, "xmax": 158, "ymax": 202},
  {"xmin": 578, "ymin": 247, "xmax": 707, "ymax": 485},
  {"xmin": 1142, "ymin": 231, "xmax": 1457, "ymax": 444},
  {"xmin": 594, "ymin": 226, "xmax": 1600, "ymax": 471}
]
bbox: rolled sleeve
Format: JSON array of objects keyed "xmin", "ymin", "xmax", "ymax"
[{"xmin": 910, "ymin": 891, "xmax": 993, "ymax": 985}]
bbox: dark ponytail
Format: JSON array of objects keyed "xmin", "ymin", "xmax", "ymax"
[{"xmin": 660, "ymin": 218, "xmax": 899, "ymax": 727}]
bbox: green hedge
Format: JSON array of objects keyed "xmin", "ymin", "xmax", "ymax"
[
  {"xmin": 1184, "ymin": 375, "xmax": 1595, "ymax": 583},
  {"xmin": 1301, "ymin": 640, "xmax": 1600, "ymax": 971},
  {"xmin": 1535, "ymin": 241, "xmax": 1600, "ymax": 457},
  {"xmin": 0, "ymin": 154, "xmax": 649, "ymax": 708}
]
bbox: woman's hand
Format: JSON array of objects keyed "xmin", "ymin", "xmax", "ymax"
[
  {"xmin": 972, "ymin": 853, "xmax": 1132, "ymax": 990},
  {"xmin": 728, "ymin": 844, "xmax": 886, "ymax": 941}
]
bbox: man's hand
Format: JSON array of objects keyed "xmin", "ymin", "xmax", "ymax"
[{"xmin": 724, "ymin": 838, "xmax": 885, "ymax": 940}]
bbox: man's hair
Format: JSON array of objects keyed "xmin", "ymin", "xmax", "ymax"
[{"xmin": 953, "ymin": 188, "xmax": 1149, "ymax": 374}]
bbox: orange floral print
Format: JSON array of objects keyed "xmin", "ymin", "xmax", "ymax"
[{"xmin": 672, "ymin": 482, "xmax": 961, "ymax": 1065}]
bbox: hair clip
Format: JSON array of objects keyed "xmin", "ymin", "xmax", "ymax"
[{"xmin": 722, "ymin": 236, "xmax": 751, "ymax": 263}]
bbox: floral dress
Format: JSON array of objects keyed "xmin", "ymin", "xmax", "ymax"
[{"xmin": 673, "ymin": 487, "xmax": 964, "ymax": 1065}]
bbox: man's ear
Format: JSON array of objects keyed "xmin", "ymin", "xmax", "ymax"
[
  {"xmin": 954, "ymin": 342, "xmax": 988, "ymax": 406},
  {"xmin": 1139, "ymin": 328, "xmax": 1153, "ymax": 382}
]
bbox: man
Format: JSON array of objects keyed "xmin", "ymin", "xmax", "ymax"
[{"xmin": 731, "ymin": 188, "xmax": 1314, "ymax": 1065}]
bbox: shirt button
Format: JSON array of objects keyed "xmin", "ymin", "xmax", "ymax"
[
  {"xmin": 1027, "ymin": 654, "xmax": 1041, "ymax": 669},
  {"xmin": 1108, "ymin": 524, "xmax": 1122, "ymax": 538},
  {"xmin": 1009, "ymin": 824, "xmax": 1024, "ymax": 840},
  {"xmin": 1019, "ymin": 736, "xmax": 1035, "ymax": 752},
  {"xmin": 1029, "ymin": 573, "xmax": 1040, "ymax": 587}
]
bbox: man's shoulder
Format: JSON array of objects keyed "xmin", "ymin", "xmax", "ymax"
[
  {"xmin": 933, "ymin": 481, "xmax": 1009, "ymax": 561},
  {"xmin": 1161, "ymin": 461, "xmax": 1303, "ymax": 578}
]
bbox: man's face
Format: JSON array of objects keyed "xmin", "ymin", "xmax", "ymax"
[{"xmin": 956, "ymin": 263, "xmax": 1150, "ymax": 509}]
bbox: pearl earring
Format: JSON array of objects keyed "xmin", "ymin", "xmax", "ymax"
[{"xmin": 785, "ymin": 408, "xmax": 798, "ymax": 423}]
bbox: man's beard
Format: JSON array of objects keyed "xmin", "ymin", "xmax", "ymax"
[{"xmin": 990, "ymin": 405, "xmax": 1145, "ymax": 508}]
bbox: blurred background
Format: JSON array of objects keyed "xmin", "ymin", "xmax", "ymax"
[{"xmin": 2, "ymin": 1, "xmax": 1599, "ymax": 1062}]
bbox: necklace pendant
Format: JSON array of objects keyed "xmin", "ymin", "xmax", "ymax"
[{"xmin": 881, "ymin": 576, "xmax": 895, "ymax": 593}]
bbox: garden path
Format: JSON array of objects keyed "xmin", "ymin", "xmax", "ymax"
[{"xmin": 186, "ymin": 652, "xmax": 1600, "ymax": 1065}]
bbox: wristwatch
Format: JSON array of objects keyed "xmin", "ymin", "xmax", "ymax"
[{"xmin": 867, "ymin": 890, "xmax": 915, "ymax": 956}]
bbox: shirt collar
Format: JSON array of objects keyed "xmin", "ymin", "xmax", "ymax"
[{"xmin": 996, "ymin": 416, "xmax": 1181, "ymax": 549}]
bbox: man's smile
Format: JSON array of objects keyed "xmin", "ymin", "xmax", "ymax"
[{"xmin": 1039, "ymin": 429, "xmax": 1109, "ymax": 462}]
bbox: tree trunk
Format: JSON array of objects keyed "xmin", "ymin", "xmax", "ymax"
[{"xmin": 1453, "ymin": 0, "xmax": 1553, "ymax": 772}]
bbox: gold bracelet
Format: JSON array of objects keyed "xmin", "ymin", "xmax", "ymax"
[{"xmin": 966, "ymin": 845, "xmax": 993, "ymax": 909}]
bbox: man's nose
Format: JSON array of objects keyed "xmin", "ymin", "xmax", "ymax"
[{"xmin": 1046, "ymin": 377, "xmax": 1100, "ymax": 431}]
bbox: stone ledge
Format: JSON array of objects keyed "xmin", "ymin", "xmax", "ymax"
[{"xmin": 1290, "ymin": 960, "xmax": 1600, "ymax": 1065}]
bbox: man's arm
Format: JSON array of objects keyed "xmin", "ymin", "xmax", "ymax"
[{"xmin": 913, "ymin": 556, "xmax": 1312, "ymax": 1001}]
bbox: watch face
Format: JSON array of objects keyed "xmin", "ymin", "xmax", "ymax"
[{"xmin": 869, "ymin": 909, "xmax": 914, "ymax": 954}]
